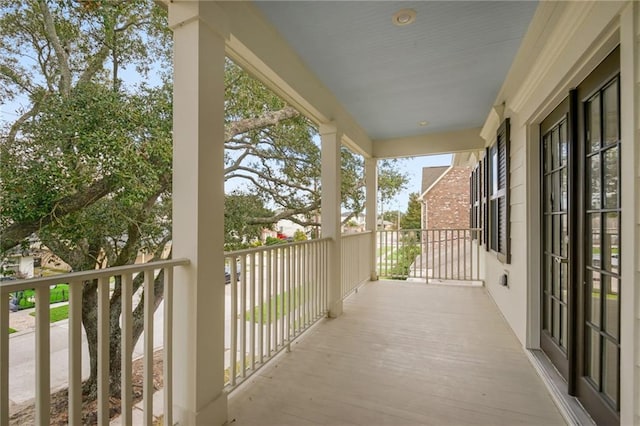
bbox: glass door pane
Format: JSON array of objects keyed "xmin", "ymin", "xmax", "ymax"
[
  {"xmin": 582, "ymin": 75, "xmax": 621, "ymax": 413},
  {"xmin": 541, "ymin": 116, "xmax": 569, "ymax": 354}
]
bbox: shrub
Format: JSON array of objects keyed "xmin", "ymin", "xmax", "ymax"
[
  {"xmin": 293, "ymin": 230, "xmax": 307, "ymax": 242},
  {"xmin": 265, "ymin": 236, "xmax": 285, "ymax": 246}
]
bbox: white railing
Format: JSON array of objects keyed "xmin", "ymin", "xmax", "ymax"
[
  {"xmin": 0, "ymin": 258, "xmax": 188, "ymax": 426},
  {"xmin": 340, "ymin": 231, "xmax": 372, "ymax": 298},
  {"xmin": 224, "ymin": 238, "xmax": 329, "ymax": 391},
  {"xmin": 377, "ymin": 229, "xmax": 481, "ymax": 282}
]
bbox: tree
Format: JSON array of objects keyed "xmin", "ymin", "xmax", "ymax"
[
  {"xmin": 293, "ymin": 229, "xmax": 307, "ymax": 241},
  {"xmin": 401, "ymin": 193, "xmax": 422, "ymax": 230},
  {"xmin": 225, "ymin": 192, "xmax": 273, "ymax": 250},
  {"xmin": 1, "ymin": 0, "xmax": 174, "ymax": 399},
  {"xmin": 383, "ymin": 210, "xmax": 402, "ymax": 229},
  {"xmin": 0, "ymin": 0, "xmax": 410, "ymax": 405}
]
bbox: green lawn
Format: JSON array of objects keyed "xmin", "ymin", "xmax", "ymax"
[
  {"xmin": 14, "ymin": 284, "xmax": 70, "ymax": 310},
  {"xmin": 245, "ymin": 289, "xmax": 302, "ymax": 323},
  {"xmin": 29, "ymin": 304, "xmax": 69, "ymax": 323}
]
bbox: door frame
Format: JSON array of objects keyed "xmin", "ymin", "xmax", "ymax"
[{"xmin": 535, "ymin": 46, "xmax": 621, "ymax": 426}]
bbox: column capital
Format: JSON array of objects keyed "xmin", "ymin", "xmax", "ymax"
[
  {"xmin": 169, "ymin": 1, "xmax": 229, "ymax": 41},
  {"xmin": 319, "ymin": 122, "xmax": 340, "ymax": 137}
]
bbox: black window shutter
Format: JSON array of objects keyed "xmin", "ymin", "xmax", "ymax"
[
  {"xmin": 482, "ymin": 149, "xmax": 489, "ymax": 250},
  {"xmin": 496, "ymin": 118, "xmax": 510, "ymax": 263}
]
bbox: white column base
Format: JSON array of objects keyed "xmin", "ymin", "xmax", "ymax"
[
  {"xmin": 329, "ymin": 299, "xmax": 343, "ymax": 318},
  {"xmin": 173, "ymin": 392, "xmax": 228, "ymax": 426}
]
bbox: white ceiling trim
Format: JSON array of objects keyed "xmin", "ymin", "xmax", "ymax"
[{"xmin": 373, "ymin": 127, "xmax": 484, "ymax": 159}]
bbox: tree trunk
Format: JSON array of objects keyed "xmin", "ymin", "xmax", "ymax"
[
  {"xmin": 81, "ymin": 279, "xmax": 99, "ymax": 398},
  {"xmin": 81, "ymin": 269, "xmax": 165, "ymax": 400}
]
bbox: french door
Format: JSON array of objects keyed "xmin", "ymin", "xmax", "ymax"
[
  {"xmin": 541, "ymin": 97, "xmax": 571, "ymax": 381},
  {"xmin": 540, "ymin": 47, "xmax": 620, "ymax": 425}
]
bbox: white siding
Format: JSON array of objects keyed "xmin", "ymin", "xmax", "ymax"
[
  {"xmin": 481, "ymin": 1, "xmax": 639, "ymax": 422},
  {"xmin": 483, "ymin": 114, "xmax": 530, "ymax": 344}
]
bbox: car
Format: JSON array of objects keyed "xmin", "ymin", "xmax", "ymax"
[
  {"xmin": 224, "ymin": 270, "xmax": 241, "ymax": 285},
  {"xmin": 8, "ymin": 296, "xmax": 18, "ymax": 312}
]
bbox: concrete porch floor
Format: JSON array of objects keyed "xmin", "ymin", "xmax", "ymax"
[{"xmin": 227, "ymin": 280, "xmax": 565, "ymax": 425}]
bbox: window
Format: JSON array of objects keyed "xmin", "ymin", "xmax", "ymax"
[
  {"xmin": 470, "ymin": 167, "xmax": 479, "ymax": 236},
  {"xmin": 470, "ymin": 159, "xmax": 485, "ymax": 244},
  {"xmin": 488, "ymin": 118, "xmax": 510, "ymax": 263}
]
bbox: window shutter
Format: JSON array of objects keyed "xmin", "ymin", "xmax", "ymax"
[
  {"xmin": 496, "ymin": 118, "xmax": 510, "ymax": 263},
  {"xmin": 482, "ymin": 149, "xmax": 489, "ymax": 250}
]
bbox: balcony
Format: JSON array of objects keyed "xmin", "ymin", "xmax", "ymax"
[
  {"xmin": 1, "ymin": 229, "xmax": 564, "ymax": 425},
  {"xmin": 227, "ymin": 280, "xmax": 564, "ymax": 425}
]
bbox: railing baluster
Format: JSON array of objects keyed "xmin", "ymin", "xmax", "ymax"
[
  {"xmin": 266, "ymin": 250, "xmax": 272, "ymax": 358},
  {"xmin": 67, "ymin": 280, "xmax": 83, "ymax": 425},
  {"xmin": 0, "ymin": 291, "xmax": 8, "ymax": 426},
  {"xmin": 431, "ymin": 230, "xmax": 435, "ymax": 281},
  {"xmin": 472, "ymin": 232, "xmax": 480, "ymax": 280},
  {"xmin": 324, "ymin": 241, "xmax": 328, "ymax": 312},
  {"xmin": 459, "ymin": 230, "xmax": 462, "ymax": 279},
  {"xmin": 143, "ymin": 269, "xmax": 154, "ymax": 426},
  {"xmin": 121, "ymin": 273, "xmax": 134, "ymax": 426},
  {"xmin": 229, "ymin": 257, "xmax": 237, "ymax": 386},
  {"xmin": 314, "ymin": 242, "xmax": 319, "ymax": 319},
  {"xmin": 163, "ymin": 267, "xmax": 174, "ymax": 426},
  {"xmin": 240, "ymin": 255, "xmax": 247, "ymax": 378},
  {"xmin": 35, "ymin": 285, "xmax": 51, "ymax": 425},
  {"xmin": 305, "ymin": 243, "xmax": 309, "ymax": 328},
  {"xmin": 297, "ymin": 245, "xmax": 302, "ymax": 333},
  {"xmin": 98, "ymin": 276, "xmax": 110, "ymax": 426},
  {"xmin": 250, "ymin": 253, "xmax": 256, "ymax": 370},
  {"xmin": 258, "ymin": 251, "xmax": 264, "ymax": 365},
  {"xmin": 286, "ymin": 246, "xmax": 292, "ymax": 343},
  {"xmin": 279, "ymin": 247, "xmax": 285, "ymax": 350},
  {"xmin": 468, "ymin": 230, "xmax": 473, "ymax": 280},
  {"xmin": 464, "ymin": 230, "xmax": 468, "ymax": 280},
  {"xmin": 447, "ymin": 230, "xmax": 451, "ymax": 279}
]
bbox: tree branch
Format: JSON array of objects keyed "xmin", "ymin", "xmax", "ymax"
[
  {"xmin": 38, "ymin": 0, "xmax": 71, "ymax": 95},
  {"xmin": 247, "ymin": 201, "xmax": 320, "ymax": 226},
  {"xmin": 6, "ymin": 104, "xmax": 41, "ymax": 145},
  {"xmin": 224, "ymin": 106, "xmax": 299, "ymax": 140},
  {"xmin": 1, "ymin": 176, "xmax": 116, "ymax": 252}
]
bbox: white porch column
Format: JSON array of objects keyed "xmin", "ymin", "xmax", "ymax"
[
  {"xmin": 365, "ymin": 158, "xmax": 378, "ymax": 281},
  {"xmin": 169, "ymin": 3, "xmax": 228, "ymax": 425},
  {"xmin": 320, "ymin": 123, "xmax": 343, "ymax": 317}
]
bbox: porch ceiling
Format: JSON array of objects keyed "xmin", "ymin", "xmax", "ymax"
[{"xmin": 250, "ymin": 1, "xmax": 538, "ymax": 155}]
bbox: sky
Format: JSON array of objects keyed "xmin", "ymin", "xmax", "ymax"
[{"xmin": 392, "ymin": 154, "xmax": 452, "ymax": 211}]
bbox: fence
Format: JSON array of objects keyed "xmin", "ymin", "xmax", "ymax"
[
  {"xmin": 377, "ymin": 229, "xmax": 481, "ymax": 282},
  {"xmin": 224, "ymin": 238, "xmax": 330, "ymax": 391},
  {"xmin": 0, "ymin": 258, "xmax": 188, "ymax": 426},
  {"xmin": 340, "ymin": 231, "xmax": 372, "ymax": 298}
]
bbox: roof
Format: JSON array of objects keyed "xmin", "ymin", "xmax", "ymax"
[{"xmin": 421, "ymin": 166, "xmax": 450, "ymax": 195}]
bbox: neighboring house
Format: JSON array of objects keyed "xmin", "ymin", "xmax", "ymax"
[
  {"xmin": 1, "ymin": 253, "xmax": 35, "ymax": 279},
  {"xmin": 420, "ymin": 166, "xmax": 471, "ymax": 229},
  {"xmin": 377, "ymin": 219, "xmax": 394, "ymax": 230},
  {"xmin": 341, "ymin": 212, "xmax": 366, "ymax": 233},
  {"xmin": 263, "ymin": 215, "xmax": 314, "ymax": 241}
]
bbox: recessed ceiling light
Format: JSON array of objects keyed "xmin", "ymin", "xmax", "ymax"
[
  {"xmin": 418, "ymin": 121, "xmax": 429, "ymax": 127},
  {"xmin": 393, "ymin": 9, "xmax": 416, "ymax": 26}
]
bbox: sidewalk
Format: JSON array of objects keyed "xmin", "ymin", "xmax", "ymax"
[
  {"xmin": 9, "ymin": 305, "xmax": 38, "ymax": 333},
  {"xmin": 7, "ymin": 301, "xmax": 166, "ymax": 414}
]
